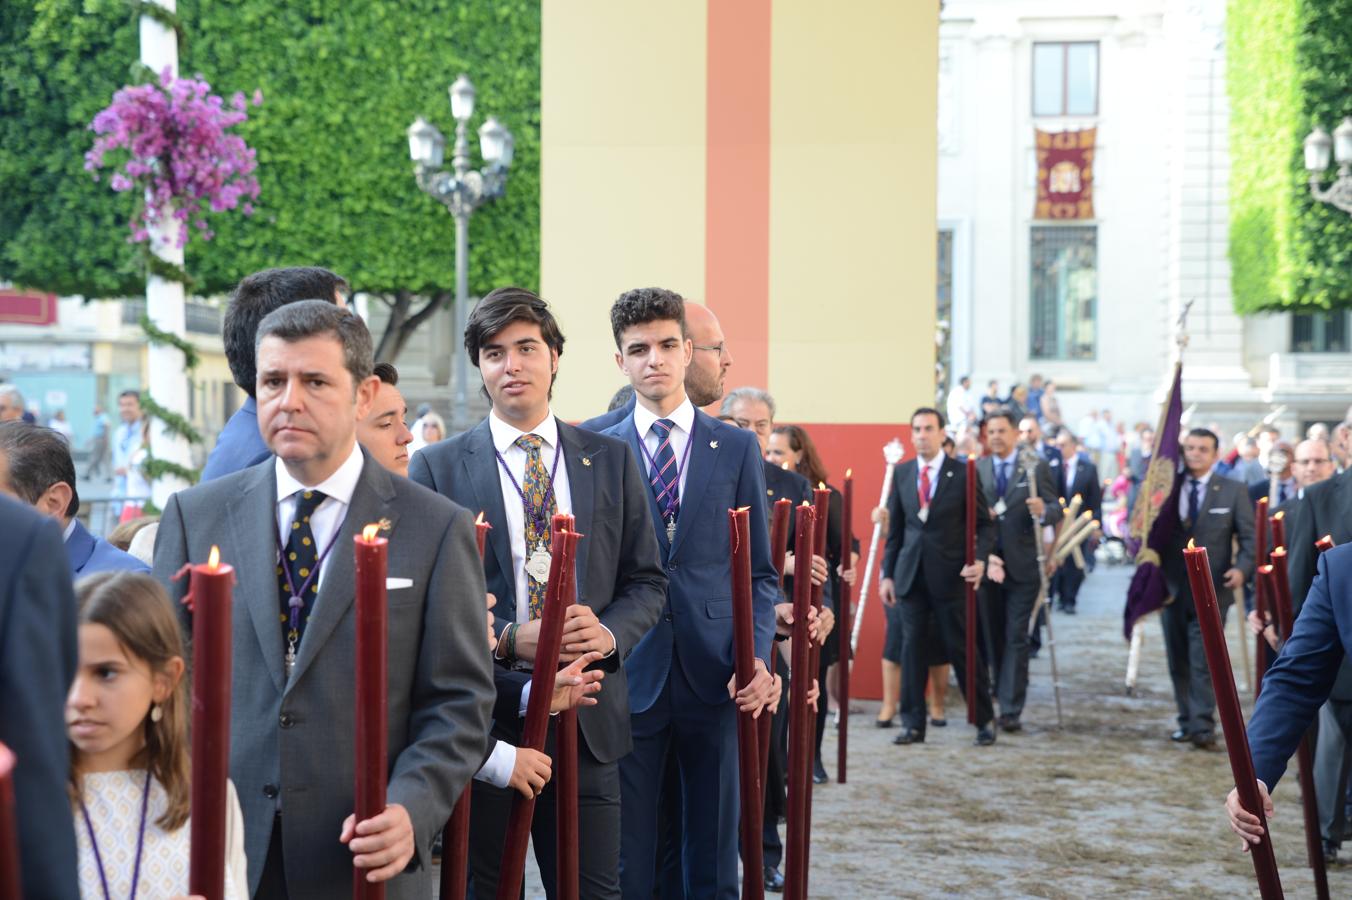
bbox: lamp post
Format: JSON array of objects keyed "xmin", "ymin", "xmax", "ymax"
[
  {"xmin": 1303, "ymin": 117, "xmax": 1352, "ymax": 215},
  {"xmin": 408, "ymin": 74, "xmax": 513, "ymax": 430}
]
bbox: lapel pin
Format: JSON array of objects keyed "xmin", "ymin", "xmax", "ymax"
[
  {"xmin": 377, "ymin": 517, "xmax": 393, "ymax": 533},
  {"xmin": 710, "ymin": 440, "xmax": 719, "ymax": 449},
  {"xmin": 582, "ymin": 456, "xmax": 592, "ymax": 467},
  {"xmin": 946, "ymin": 471, "xmax": 953, "ymax": 478}
]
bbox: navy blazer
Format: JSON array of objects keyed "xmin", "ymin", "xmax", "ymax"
[
  {"xmin": 1249, "ymin": 544, "xmax": 1352, "ymax": 788},
  {"xmin": 409, "ymin": 416, "xmax": 667, "ymax": 764},
  {"xmin": 578, "ymin": 396, "xmax": 636, "ymax": 434},
  {"xmin": 0, "ymin": 495, "xmax": 80, "ymax": 899},
  {"xmin": 604, "ymin": 409, "xmax": 778, "ymax": 711},
  {"xmin": 66, "ymin": 518, "xmax": 150, "ymax": 578},
  {"xmin": 201, "ymin": 397, "xmax": 271, "ymax": 483}
]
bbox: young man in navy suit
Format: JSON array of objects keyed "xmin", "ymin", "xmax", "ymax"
[
  {"xmin": 0, "ymin": 422, "xmax": 148, "ymax": 577},
  {"xmin": 410, "ymin": 287, "xmax": 666, "ymax": 899},
  {"xmin": 603, "ymin": 287, "xmax": 777, "ymax": 900}
]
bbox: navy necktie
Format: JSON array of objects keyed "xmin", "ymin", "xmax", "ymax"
[
  {"xmin": 1187, "ymin": 478, "xmax": 1201, "ymax": 530},
  {"xmin": 996, "ymin": 460, "xmax": 1009, "ymax": 497},
  {"xmin": 279, "ymin": 489, "xmax": 328, "ymax": 650},
  {"xmin": 649, "ymin": 418, "xmax": 681, "ymax": 523}
]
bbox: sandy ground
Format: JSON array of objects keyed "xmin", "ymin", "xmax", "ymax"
[{"xmin": 446, "ymin": 563, "xmax": 1345, "ymax": 898}]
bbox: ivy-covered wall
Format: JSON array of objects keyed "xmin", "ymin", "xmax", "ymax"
[
  {"xmin": 1228, "ymin": 0, "xmax": 1352, "ymax": 314},
  {"xmin": 0, "ymin": 0, "xmax": 540, "ymax": 299}
]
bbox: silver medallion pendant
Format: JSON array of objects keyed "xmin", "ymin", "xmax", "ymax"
[
  {"xmin": 666, "ymin": 517, "xmax": 677, "ymax": 544},
  {"xmin": 285, "ymin": 644, "xmax": 297, "ymax": 680},
  {"xmin": 527, "ymin": 546, "xmax": 553, "ymax": 583},
  {"xmin": 917, "ymin": 507, "xmax": 930, "ymax": 524},
  {"xmin": 994, "ymin": 498, "xmax": 1008, "ymax": 517}
]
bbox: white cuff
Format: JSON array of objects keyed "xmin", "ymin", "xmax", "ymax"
[
  {"xmin": 474, "ymin": 740, "xmax": 516, "ymax": 789},
  {"xmin": 599, "ymin": 623, "xmax": 618, "ymax": 658}
]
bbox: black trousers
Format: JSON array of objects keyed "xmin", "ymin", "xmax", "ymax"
[
  {"xmin": 898, "ymin": 576, "xmax": 993, "ymax": 732},
  {"xmin": 985, "ymin": 578, "xmax": 1040, "ymax": 719},
  {"xmin": 1051, "ymin": 564, "xmax": 1085, "ymax": 610},
  {"xmin": 256, "ymin": 813, "xmax": 288, "ymax": 899},
  {"xmin": 762, "ymin": 654, "xmax": 790, "ymax": 870},
  {"xmin": 1317, "ymin": 701, "xmax": 1352, "ymax": 844},
  {"xmin": 1160, "ymin": 597, "xmax": 1229, "ymax": 736},
  {"xmin": 467, "ymin": 726, "xmax": 622, "ymax": 900}
]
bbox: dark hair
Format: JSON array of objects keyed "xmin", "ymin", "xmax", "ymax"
[
  {"xmin": 0, "ymin": 422, "xmax": 79, "ymax": 517},
  {"xmin": 772, "ymin": 424, "xmax": 830, "ymax": 487},
  {"xmin": 607, "ymin": 384, "xmax": 635, "ymax": 412},
  {"xmin": 910, "ymin": 407, "xmax": 946, "ymax": 430},
  {"xmin": 255, "ymin": 300, "xmax": 373, "ymax": 389},
  {"xmin": 463, "ymin": 287, "xmax": 566, "ymax": 399},
  {"xmin": 941, "ymin": 435, "xmax": 956, "ymax": 449},
  {"xmin": 1186, "ymin": 427, "xmax": 1220, "ymax": 451},
  {"xmin": 609, "ymin": 287, "xmax": 687, "ymax": 349},
  {"xmin": 373, "ymin": 362, "xmax": 399, "ymax": 386},
  {"xmin": 984, "ymin": 410, "xmax": 1018, "ymax": 429},
  {"xmin": 117, "ymin": 389, "xmax": 140, "ymax": 402},
  {"xmin": 73, "ymin": 572, "xmax": 190, "ymax": 831},
  {"xmin": 223, "ymin": 267, "xmax": 348, "ymax": 397}
]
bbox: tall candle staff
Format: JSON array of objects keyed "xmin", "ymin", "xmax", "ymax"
[
  {"xmin": 850, "ymin": 439, "xmax": 905, "ymax": 654},
  {"xmin": 729, "ymin": 507, "xmax": 765, "ymax": 900},
  {"xmin": 354, "ymin": 526, "xmax": 389, "ymax": 900},
  {"xmin": 1185, "ymin": 541, "xmax": 1283, "ymax": 898},
  {"xmin": 784, "ymin": 502, "xmax": 816, "ymax": 900},
  {"xmin": 189, "ymin": 545, "xmax": 234, "ymax": 900},
  {"xmin": 837, "ymin": 471, "xmax": 854, "ymax": 782}
]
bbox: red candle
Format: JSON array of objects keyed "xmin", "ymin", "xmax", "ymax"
[
  {"xmin": 556, "ymin": 529, "xmax": 580, "ymax": 900},
  {"xmin": 1270, "ymin": 548, "xmax": 1294, "ymax": 637},
  {"xmin": 189, "ymin": 545, "xmax": 234, "ymax": 900},
  {"xmin": 1270, "ymin": 511, "xmax": 1286, "ymax": 558},
  {"xmin": 964, "ymin": 456, "xmax": 977, "ymax": 726},
  {"xmin": 354, "ymin": 526, "xmax": 389, "ymax": 900},
  {"xmin": 1317, "ymin": 534, "xmax": 1336, "ymax": 553},
  {"xmin": 0, "ymin": 743, "xmax": 19, "ymax": 899},
  {"xmin": 837, "ymin": 471, "xmax": 853, "ymax": 784},
  {"xmin": 1254, "ymin": 498, "xmax": 1269, "ymax": 699},
  {"xmin": 497, "ymin": 528, "xmax": 578, "ymax": 900},
  {"xmin": 1183, "ymin": 542, "xmax": 1283, "ymax": 898},
  {"xmin": 800, "ymin": 487, "xmax": 830, "ymax": 882},
  {"xmin": 441, "ymin": 516, "xmax": 493, "ymax": 900},
  {"xmin": 729, "ymin": 507, "xmax": 765, "ymax": 900},
  {"xmin": 770, "ymin": 498, "xmax": 792, "ymax": 587},
  {"xmin": 784, "ymin": 502, "xmax": 816, "ymax": 900}
]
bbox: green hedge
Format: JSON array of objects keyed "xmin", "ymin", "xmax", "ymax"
[
  {"xmin": 0, "ymin": 0, "xmax": 540, "ymax": 299},
  {"xmin": 1229, "ymin": 0, "xmax": 1352, "ymax": 313}
]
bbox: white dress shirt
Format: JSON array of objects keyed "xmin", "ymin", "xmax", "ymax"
[
  {"xmin": 915, "ymin": 452, "xmax": 944, "ymax": 504},
  {"xmin": 488, "ymin": 410, "xmax": 573, "ymax": 625},
  {"xmin": 1178, "ymin": 469, "xmax": 1214, "ymax": 522},
  {"xmin": 274, "ymin": 441, "xmax": 365, "ymax": 593},
  {"xmin": 632, "ymin": 396, "xmax": 695, "ymax": 505}
]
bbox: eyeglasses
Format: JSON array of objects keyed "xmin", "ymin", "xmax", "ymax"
[{"xmin": 692, "ymin": 343, "xmax": 727, "ymax": 357}]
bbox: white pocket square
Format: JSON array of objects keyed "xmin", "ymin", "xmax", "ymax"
[
  {"xmin": 386, "ymin": 577, "xmax": 413, "ymax": 590},
  {"xmin": 1207, "ymin": 507, "xmax": 1230, "ymax": 514}
]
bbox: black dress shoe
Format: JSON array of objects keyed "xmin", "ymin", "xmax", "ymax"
[
  {"xmin": 1191, "ymin": 731, "xmax": 1217, "ymax": 750},
  {"xmin": 998, "ymin": 715, "xmax": 1022, "ymax": 733},
  {"xmin": 1323, "ymin": 840, "xmax": 1340, "ymax": 866},
  {"xmin": 764, "ymin": 867, "xmax": 785, "ymax": 892},
  {"xmin": 930, "ymin": 716, "xmax": 948, "ymax": 727},
  {"xmin": 874, "ymin": 716, "xmax": 896, "ymax": 729},
  {"xmin": 892, "ymin": 728, "xmax": 925, "ymax": 745},
  {"xmin": 975, "ymin": 726, "xmax": 997, "ymax": 746},
  {"xmin": 813, "ymin": 761, "xmax": 829, "ymax": 784},
  {"xmin": 1062, "ymin": 605, "xmax": 1077, "ymax": 615},
  {"xmin": 1170, "ymin": 729, "xmax": 1189, "ymax": 743}
]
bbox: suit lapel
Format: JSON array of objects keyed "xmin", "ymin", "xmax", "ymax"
[
  {"xmin": 558, "ymin": 420, "xmax": 601, "ymax": 590},
  {"xmin": 671, "ymin": 414, "xmax": 713, "ymax": 558},
  {"xmin": 287, "ymin": 454, "xmax": 399, "ymax": 692},
  {"xmin": 929, "ymin": 456, "xmax": 955, "ymax": 509},
  {"xmin": 463, "ymin": 420, "xmax": 513, "ymax": 584},
  {"xmin": 226, "ymin": 463, "xmax": 287, "ymax": 693}
]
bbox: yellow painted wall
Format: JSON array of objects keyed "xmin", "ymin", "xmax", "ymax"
[
  {"xmin": 541, "ymin": 2, "xmax": 708, "ymax": 420},
  {"xmin": 768, "ymin": 1, "xmax": 937, "ymax": 424}
]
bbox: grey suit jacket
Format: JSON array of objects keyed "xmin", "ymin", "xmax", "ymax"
[
  {"xmin": 154, "ymin": 450, "xmax": 495, "ymax": 899},
  {"xmin": 976, "ymin": 452, "xmax": 1062, "ymax": 584},
  {"xmin": 1162, "ymin": 472, "xmax": 1255, "ymax": 608},
  {"xmin": 1286, "ymin": 468, "xmax": 1352, "ymax": 613},
  {"xmin": 409, "ymin": 416, "xmax": 666, "ymax": 764}
]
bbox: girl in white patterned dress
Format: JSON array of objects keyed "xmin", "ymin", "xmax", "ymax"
[{"xmin": 67, "ymin": 571, "xmax": 248, "ymax": 899}]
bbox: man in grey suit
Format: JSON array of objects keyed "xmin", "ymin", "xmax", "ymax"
[
  {"xmin": 410, "ymin": 286, "xmax": 665, "ymax": 899},
  {"xmin": 1161, "ymin": 427, "xmax": 1254, "ymax": 748},
  {"xmin": 976, "ymin": 411, "xmax": 1062, "ymax": 732},
  {"xmin": 154, "ymin": 301, "xmax": 495, "ymax": 898}
]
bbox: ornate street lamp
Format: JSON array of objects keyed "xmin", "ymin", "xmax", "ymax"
[
  {"xmin": 1303, "ymin": 117, "xmax": 1352, "ymax": 214},
  {"xmin": 408, "ymin": 73, "xmax": 513, "ymax": 429}
]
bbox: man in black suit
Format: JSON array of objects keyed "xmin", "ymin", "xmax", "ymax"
[
  {"xmin": 1160, "ymin": 427, "xmax": 1254, "ymax": 748},
  {"xmin": 1246, "ymin": 440, "xmax": 1297, "ymax": 509},
  {"xmin": 977, "ymin": 411, "xmax": 1062, "ymax": 733},
  {"xmin": 409, "ymin": 287, "xmax": 666, "ymax": 899},
  {"xmin": 0, "ymin": 494, "xmax": 80, "ymax": 899},
  {"xmin": 1049, "ymin": 428, "xmax": 1101, "ymax": 614},
  {"xmin": 880, "ymin": 407, "xmax": 997, "ymax": 747}
]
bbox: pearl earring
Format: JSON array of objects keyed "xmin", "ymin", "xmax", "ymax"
[{"xmin": 150, "ymin": 705, "xmax": 163, "ymax": 723}]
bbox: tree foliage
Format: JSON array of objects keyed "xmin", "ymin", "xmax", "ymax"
[
  {"xmin": 1, "ymin": 0, "xmax": 541, "ymax": 308},
  {"xmin": 1228, "ymin": 0, "xmax": 1352, "ymax": 313}
]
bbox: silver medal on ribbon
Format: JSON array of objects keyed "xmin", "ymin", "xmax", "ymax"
[{"xmin": 527, "ymin": 545, "xmax": 552, "ymax": 582}]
